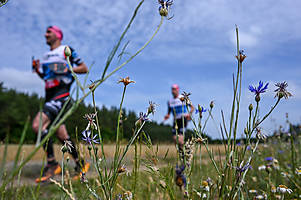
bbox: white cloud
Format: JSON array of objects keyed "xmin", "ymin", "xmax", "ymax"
[{"xmin": 0, "ymin": 67, "xmax": 44, "ymax": 95}]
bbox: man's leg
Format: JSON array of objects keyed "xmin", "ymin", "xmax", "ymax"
[
  {"xmin": 173, "ymin": 134, "xmax": 184, "ymax": 146},
  {"xmin": 32, "ymin": 112, "xmax": 62, "ymax": 182},
  {"xmin": 32, "ymin": 112, "xmax": 56, "ymax": 164}
]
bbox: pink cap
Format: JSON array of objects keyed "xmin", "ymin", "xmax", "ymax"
[
  {"xmin": 47, "ymin": 26, "xmax": 63, "ymax": 40},
  {"xmin": 171, "ymin": 84, "xmax": 179, "ymax": 90}
]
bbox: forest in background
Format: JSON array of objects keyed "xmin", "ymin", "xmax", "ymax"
[
  {"xmin": 0, "ymin": 82, "xmax": 199, "ymax": 144},
  {"xmin": 1, "ymin": 82, "xmax": 299, "ymax": 144}
]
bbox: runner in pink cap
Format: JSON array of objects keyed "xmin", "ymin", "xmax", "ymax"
[
  {"xmin": 47, "ymin": 26, "xmax": 63, "ymax": 41},
  {"xmin": 164, "ymin": 84, "xmax": 194, "ymax": 147},
  {"xmin": 171, "ymin": 84, "xmax": 179, "ymax": 91}
]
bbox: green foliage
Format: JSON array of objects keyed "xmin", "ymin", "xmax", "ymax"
[{"xmin": 0, "ymin": 82, "xmax": 184, "ymax": 144}]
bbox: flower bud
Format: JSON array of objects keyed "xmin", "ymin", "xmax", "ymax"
[
  {"xmin": 88, "ymin": 146, "xmax": 92, "ymax": 151},
  {"xmin": 278, "ymin": 92, "xmax": 284, "ymax": 99},
  {"xmin": 159, "ymin": 7, "xmax": 168, "ymax": 17},
  {"xmin": 255, "ymin": 95, "xmax": 260, "ymax": 102},
  {"xmin": 64, "ymin": 46, "xmax": 72, "ymax": 57},
  {"xmin": 248, "ymin": 104, "xmax": 253, "ymax": 111},
  {"xmin": 61, "ymin": 145, "xmax": 68, "ymax": 153},
  {"xmin": 210, "ymin": 101, "xmax": 214, "ymax": 109},
  {"xmin": 135, "ymin": 119, "xmax": 142, "ymax": 128}
]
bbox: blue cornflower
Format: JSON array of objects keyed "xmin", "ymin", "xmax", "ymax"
[
  {"xmin": 82, "ymin": 130, "xmax": 99, "ymax": 145},
  {"xmin": 158, "ymin": 0, "xmax": 174, "ymax": 18},
  {"xmin": 175, "ymin": 164, "xmax": 186, "ymax": 188},
  {"xmin": 139, "ymin": 112, "xmax": 150, "ymax": 122},
  {"xmin": 249, "ymin": 81, "xmax": 269, "ymax": 102},
  {"xmin": 265, "ymin": 157, "xmax": 274, "ymax": 162},
  {"xmin": 236, "ymin": 162, "xmax": 251, "ymax": 177}
]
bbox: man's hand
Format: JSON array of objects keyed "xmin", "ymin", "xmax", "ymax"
[
  {"xmin": 186, "ymin": 114, "xmax": 192, "ymax": 121},
  {"xmin": 32, "ymin": 59, "xmax": 40, "ymax": 73},
  {"xmin": 164, "ymin": 114, "xmax": 170, "ymax": 121}
]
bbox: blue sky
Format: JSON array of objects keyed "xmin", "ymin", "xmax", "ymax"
[{"xmin": 0, "ymin": 0, "xmax": 300, "ymax": 138}]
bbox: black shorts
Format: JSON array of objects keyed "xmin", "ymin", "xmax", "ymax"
[
  {"xmin": 43, "ymin": 97, "xmax": 70, "ymax": 123},
  {"xmin": 172, "ymin": 118, "xmax": 188, "ymax": 135}
]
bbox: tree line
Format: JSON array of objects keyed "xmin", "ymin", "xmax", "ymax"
[{"xmin": 0, "ymin": 82, "xmax": 202, "ymax": 144}]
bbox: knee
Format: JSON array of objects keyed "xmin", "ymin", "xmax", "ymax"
[{"xmin": 32, "ymin": 121, "xmax": 39, "ymax": 134}]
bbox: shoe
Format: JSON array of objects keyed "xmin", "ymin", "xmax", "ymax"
[
  {"xmin": 35, "ymin": 163, "xmax": 62, "ymax": 183},
  {"xmin": 73, "ymin": 162, "xmax": 90, "ymax": 181}
]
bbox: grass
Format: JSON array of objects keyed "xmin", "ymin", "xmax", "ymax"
[{"xmin": 1, "ymin": 1, "xmax": 300, "ymax": 199}]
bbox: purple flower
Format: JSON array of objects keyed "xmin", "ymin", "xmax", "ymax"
[
  {"xmin": 265, "ymin": 157, "xmax": 274, "ymax": 162},
  {"xmin": 249, "ymin": 81, "xmax": 269, "ymax": 95},
  {"xmin": 175, "ymin": 164, "xmax": 186, "ymax": 188},
  {"xmin": 139, "ymin": 112, "xmax": 150, "ymax": 122},
  {"xmin": 82, "ymin": 130, "xmax": 99, "ymax": 145}
]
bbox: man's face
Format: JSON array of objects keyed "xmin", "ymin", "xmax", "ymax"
[
  {"xmin": 172, "ymin": 88, "xmax": 179, "ymax": 98},
  {"xmin": 45, "ymin": 29, "xmax": 58, "ymax": 46}
]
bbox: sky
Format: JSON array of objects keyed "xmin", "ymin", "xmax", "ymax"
[{"xmin": 0, "ymin": 0, "xmax": 300, "ymax": 139}]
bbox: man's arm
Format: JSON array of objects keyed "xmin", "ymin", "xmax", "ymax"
[
  {"xmin": 189, "ymin": 104, "xmax": 195, "ymax": 115},
  {"xmin": 164, "ymin": 101, "xmax": 171, "ymax": 120},
  {"xmin": 69, "ymin": 47, "xmax": 88, "ymax": 74},
  {"xmin": 73, "ymin": 62, "xmax": 88, "ymax": 74},
  {"xmin": 33, "ymin": 60, "xmax": 44, "ymax": 79}
]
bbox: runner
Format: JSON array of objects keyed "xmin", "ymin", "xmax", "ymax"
[
  {"xmin": 164, "ymin": 84, "xmax": 194, "ymax": 146},
  {"xmin": 32, "ymin": 25, "xmax": 89, "ymax": 182}
]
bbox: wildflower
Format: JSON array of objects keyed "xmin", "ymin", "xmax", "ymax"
[
  {"xmin": 295, "ymin": 168, "xmax": 301, "ymax": 175},
  {"xmin": 256, "ymin": 127, "xmax": 267, "ymax": 140},
  {"xmin": 135, "ymin": 112, "xmax": 150, "ymax": 127},
  {"xmin": 274, "ymin": 81, "xmax": 292, "ymax": 99},
  {"xmin": 206, "ymin": 177, "xmax": 213, "ymax": 186},
  {"xmin": 61, "ymin": 140, "xmax": 74, "ymax": 153},
  {"xmin": 277, "ymin": 185, "xmax": 293, "ymax": 194},
  {"xmin": 180, "ymin": 91, "xmax": 192, "ymax": 105},
  {"xmin": 158, "ymin": 0, "xmax": 173, "ymax": 17},
  {"xmin": 281, "ymin": 171, "xmax": 291, "ymax": 178},
  {"xmin": 83, "ymin": 112, "xmax": 98, "ymax": 131},
  {"xmin": 82, "ymin": 130, "xmax": 99, "ymax": 145},
  {"xmin": 249, "ymin": 189, "xmax": 257, "ymax": 193},
  {"xmin": 236, "ymin": 161, "xmax": 250, "ymax": 177},
  {"xmin": 123, "ymin": 191, "xmax": 132, "ymax": 200},
  {"xmin": 236, "ymin": 50, "xmax": 247, "ymax": 63},
  {"xmin": 80, "ymin": 172, "xmax": 88, "ymax": 183},
  {"xmin": 64, "ymin": 46, "xmax": 72, "ymax": 57},
  {"xmin": 195, "ymin": 191, "xmax": 207, "ymax": 199},
  {"xmin": 258, "ymin": 165, "xmax": 266, "ymax": 171},
  {"xmin": 196, "ymin": 104, "xmax": 207, "ymax": 118},
  {"xmin": 147, "ymin": 101, "xmax": 157, "ymax": 115},
  {"xmin": 255, "ymin": 194, "xmax": 267, "ymax": 199},
  {"xmin": 194, "ymin": 137, "xmax": 206, "ymax": 144},
  {"xmin": 264, "ymin": 157, "xmax": 274, "ymax": 162},
  {"xmin": 200, "ymin": 180, "xmax": 210, "ymax": 192},
  {"xmin": 159, "ymin": 180, "xmax": 166, "ymax": 188},
  {"xmin": 118, "ymin": 164, "xmax": 130, "ymax": 176},
  {"xmin": 183, "ymin": 139, "xmax": 195, "ymax": 168},
  {"xmin": 249, "ymin": 81, "xmax": 269, "ymax": 102},
  {"xmin": 175, "ymin": 164, "xmax": 186, "ymax": 188},
  {"xmin": 271, "ymin": 186, "xmax": 276, "ymax": 193},
  {"xmin": 118, "ymin": 76, "xmax": 135, "ymax": 86}
]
